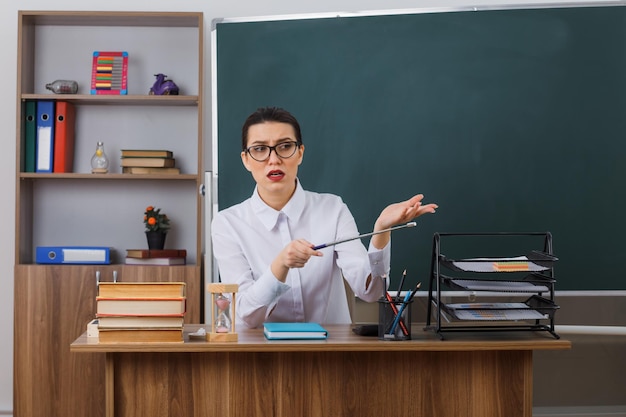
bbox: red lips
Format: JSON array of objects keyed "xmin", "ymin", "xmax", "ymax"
[{"xmin": 267, "ymin": 170, "xmax": 285, "ymax": 182}]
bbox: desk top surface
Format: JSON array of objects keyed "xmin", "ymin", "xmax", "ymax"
[{"xmin": 71, "ymin": 324, "xmax": 571, "ymax": 353}]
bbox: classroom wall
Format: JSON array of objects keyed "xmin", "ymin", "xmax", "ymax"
[{"xmin": 0, "ymin": 0, "xmax": 617, "ymax": 415}]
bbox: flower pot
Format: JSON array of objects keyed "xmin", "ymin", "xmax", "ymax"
[{"xmin": 146, "ymin": 231, "xmax": 167, "ymax": 250}]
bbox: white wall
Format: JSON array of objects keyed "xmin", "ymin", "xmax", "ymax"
[{"xmin": 0, "ymin": 0, "xmax": 600, "ymax": 414}]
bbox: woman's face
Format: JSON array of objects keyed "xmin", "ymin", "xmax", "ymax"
[{"xmin": 241, "ymin": 121, "xmax": 304, "ymax": 209}]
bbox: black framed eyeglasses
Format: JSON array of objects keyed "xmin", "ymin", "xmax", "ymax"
[{"xmin": 245, "ymin": 141, "xmax": 300, "ymax": 162}]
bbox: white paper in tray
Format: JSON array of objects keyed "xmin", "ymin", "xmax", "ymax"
[
  {"xmin": 453, "ymin": 309, "xmax": 548, "ymax": 321},
  {"xmin": 451, "ymin": 256, "xmax": 550, "ymax": 273}
]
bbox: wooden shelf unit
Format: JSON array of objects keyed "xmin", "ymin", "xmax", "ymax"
[{"xmin": 14, "ymin": 11, "xmax": 204, "ymax": 417}]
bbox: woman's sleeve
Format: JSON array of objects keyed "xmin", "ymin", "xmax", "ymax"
[
  {"xmin": 333, "ymin": 203, "xmax": 390, "ymax": 303},
  {"xmin": 211, "ymin": 214, "xmax": 289, "ymax": 328}
]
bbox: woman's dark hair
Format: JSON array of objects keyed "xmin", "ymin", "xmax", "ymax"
[{"xmin": 241, "ymin": 107, "xmax": 303, "ymax": 151}]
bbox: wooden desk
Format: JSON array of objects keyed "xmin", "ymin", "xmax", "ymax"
[{"xmin": 70, "ymin": 325, "xmax": 570, "ymax": 417}]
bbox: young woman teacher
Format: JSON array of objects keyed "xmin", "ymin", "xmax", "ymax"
[{"xmin": 211, "ymin": 107, "xmax": 438, "ymax": 328}]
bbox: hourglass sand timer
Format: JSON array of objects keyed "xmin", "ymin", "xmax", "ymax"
[{"xmin": 207, "ymin": 283, "xmax": 238, "ymax": 342}]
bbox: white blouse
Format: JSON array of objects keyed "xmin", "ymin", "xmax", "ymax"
[{"xmin": 211, "ymin": 181, "xmax": 390, "ymax": 328}]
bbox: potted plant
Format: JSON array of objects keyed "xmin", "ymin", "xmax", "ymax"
[{"xmin": 144, "ymin": 206, "xmax": 170, "ymax": 249}]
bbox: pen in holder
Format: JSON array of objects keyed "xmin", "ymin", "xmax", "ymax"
[{"xmin": 378, "ymin": 295, "xmax": 413, "ymax": 340}]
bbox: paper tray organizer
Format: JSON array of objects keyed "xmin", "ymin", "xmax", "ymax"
[{"xmin": 424, "ymin": 232, "xmax": 560, "ymax": 339}]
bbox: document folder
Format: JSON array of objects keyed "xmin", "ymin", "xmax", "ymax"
[
  {"xmin": 23, "ymin": 100, "xmax": 37, "ymax": 173},
  {"xmin": 36, "ymin": 246, "xmax": 111, "ymax": 264},
  {"xmin": 53, "ymin": 101, "xmax": 76, "ymax": 173},
  {"xmin": 35, "ymin": 100, "xmax": 55, "ymax": 173}
]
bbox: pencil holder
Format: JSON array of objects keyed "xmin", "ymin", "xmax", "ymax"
[{"xmin": 378, "ymin": 298, "xmax": 413, "ymax": 340}]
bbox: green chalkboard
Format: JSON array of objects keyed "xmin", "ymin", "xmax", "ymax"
[{"xmin": 214, "ymin": 5, "xmax": 626, "ymax": 291}]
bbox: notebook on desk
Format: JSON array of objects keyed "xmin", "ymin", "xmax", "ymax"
[{"xmin": 263, "ymin": 322, "xmax": 328, "ymax": 340}]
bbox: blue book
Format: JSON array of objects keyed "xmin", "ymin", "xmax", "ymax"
[{"xmin": 263, "ymin": 322, "xmax": 328, "ymax": 340}]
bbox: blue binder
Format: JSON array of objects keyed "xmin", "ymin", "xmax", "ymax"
[
  {"xmin": 35, "ymin": 100, "xmax": 55, "ymax": 173},
  {"xmin": 36, "ymin": 246, "xmax": 111, "ymax": 264}
]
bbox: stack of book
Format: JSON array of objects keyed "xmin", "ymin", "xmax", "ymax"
[
  {"xmin": 124, "ymin": 248, "xmax": 187, "ymax": 265},
  {"xmin": 96, "ymin": 282, "xmax": 186, "ymax": 343},
  {"xmin": 120, "ymin": 149, "xmax": 180, "ymax": 174}
]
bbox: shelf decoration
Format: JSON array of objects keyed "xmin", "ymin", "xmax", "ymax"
[
  {"xmin": 149, "ymin": 73, "xmax": 179, "ymax": 95},
  {"xmin": 46, "ymin": 80, "xmax": 78, "ymax": 94},
  {"xmin": 91, "ymin": 51, "xmax": 128, "ymax": 95},
  {"xmin": 90, "ymin": 141, "xmax": 110, "ymax": 173},
  {"xmin": 144, "ymin": 206, "xmax": 169, "ymax": 249},
  {"xmin": 207, "ymin": 283, "xmax": 238, "ymax": 342}
]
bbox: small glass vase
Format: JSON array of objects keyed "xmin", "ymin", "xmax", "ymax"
[
  {"xmin": 146, "ymin": 231, "xmax": 167, "ymax": 250},
  {"xmin": 91, "ymin": 141, "xmax": 110, "ymax": 174},
  {"xmin": 45, "ymin": 79, "xmax": 79, "ymax": 94}
]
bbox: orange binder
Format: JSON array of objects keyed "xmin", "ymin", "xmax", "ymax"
[{"xmin": 53, "ymin": 101, "xmax": 76, "ymax": 173}]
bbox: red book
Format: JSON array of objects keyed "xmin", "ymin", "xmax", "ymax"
[
  {"xmin": 53, "ymin": 101, "xmax": 76, "ymax": 173},
  {"xmin": 125, "ymin": 249, "xmax": 187, "ymax": 259}
]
